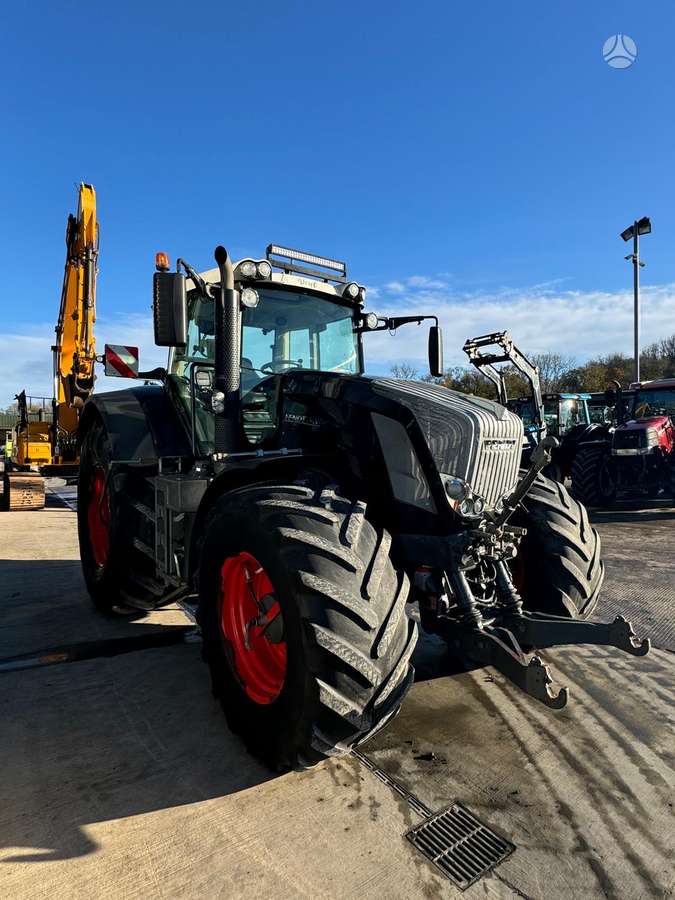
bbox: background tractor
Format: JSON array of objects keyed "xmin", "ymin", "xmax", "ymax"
[
  {"xmin": 76, "ymin": 244, "xmax": 648, "ymax": 770},
  {"xmin": 507, "ymin": 392, "xmax": 599, "ymax": 481},
  {"xmin": 572, "ymin": 378, "xmax": 675, "ymax": 506}
]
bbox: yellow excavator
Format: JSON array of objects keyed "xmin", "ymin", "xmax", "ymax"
[{"xmin": 3, "ymin": 183, "xmax": 99, "ymax": 510}]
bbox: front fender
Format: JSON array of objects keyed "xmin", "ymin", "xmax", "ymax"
[{"xmin": 79, "ymin": 385, "xmax": 191, "ymax": 462}]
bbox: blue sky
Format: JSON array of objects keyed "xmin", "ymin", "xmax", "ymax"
[{"xmin": 1, "ymin": 0, "xmax": 674, "ymax": 402}]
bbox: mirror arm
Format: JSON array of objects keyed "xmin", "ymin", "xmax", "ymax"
[
  {"xmin": 137, "ymin": 367, "xmax": 167, "ymax": 382},
  {"xmin": 369, "ymin": 314, "xmax": 439, "ymax": 332}
]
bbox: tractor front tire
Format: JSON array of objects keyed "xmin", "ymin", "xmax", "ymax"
[
  {"xmin": 511, "ymin": 473, "xmax": 604, "ymax": 619},
  {"xmin": 198, "ymin": 482, "xmax": 417, "ymax": 770},
  {"xmin": 570, "ymin": 444, "xmax": 616, "ymax": 508}
]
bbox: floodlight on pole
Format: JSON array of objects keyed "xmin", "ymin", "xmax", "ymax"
[
  {"xmin": 620, "ymin": 216, "xmax": 651, "ymax": 383},
  {"xmin": 637, "ymin": 216, "xmax": 652, "ymax": 235}
]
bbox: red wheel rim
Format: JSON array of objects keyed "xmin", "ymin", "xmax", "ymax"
[
  {"xmin": 88, "ymin": 466, "xmax": 110, "ymax": 567},
  {"xmin": 220, "ymin": 552, "xmax": 287, "ymax": 705}
]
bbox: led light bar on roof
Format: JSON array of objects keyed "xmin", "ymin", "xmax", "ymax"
[{"xmin": 267, "ymin": 244, "xmax": 346, "ymax": 277}]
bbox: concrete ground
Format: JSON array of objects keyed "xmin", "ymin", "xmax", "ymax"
[{"xmin": 0, "ymin": 490, "xmax": 673, "ymax": 899}]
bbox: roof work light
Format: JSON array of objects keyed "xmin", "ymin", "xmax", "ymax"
[{"xmin": 266, "ymin": 244, "xmax": 348, "ymax": 282}]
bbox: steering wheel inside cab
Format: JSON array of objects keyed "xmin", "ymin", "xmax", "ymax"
[{"xmin": 260, "ymin": 359, "xmax": 303, "ymax": 373}]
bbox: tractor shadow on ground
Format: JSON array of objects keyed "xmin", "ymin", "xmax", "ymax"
[
  {"xmin": 0, "ymin": 638, "xmax": 278, "ymax": 864},
  {"xmin": 0, "ymin": 566, "xmax": 474, "ymax": 865},
  {"xmin": 0, "ymin": 636, "xmax": 469, "ymax": 867},
  {"xmin": 0, "ymin": 554, "xmax": 282, "ymax": 865}
]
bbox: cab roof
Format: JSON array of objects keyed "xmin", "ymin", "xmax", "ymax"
[
  {"xmin": 188, "ymin": 266, "xmax": 343, "ymax": 298},
  {"xmin": 630, "ymin": 378, "xmax": 675, "ymax": 390}
]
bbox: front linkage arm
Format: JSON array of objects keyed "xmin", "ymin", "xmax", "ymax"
[
  {"xmin": 463, "ymin": 331, "xmax": 546, "ymax": 437},
  {"xmin": 434, "ymin": 438, "xmax": 651, "ymax": 709}
]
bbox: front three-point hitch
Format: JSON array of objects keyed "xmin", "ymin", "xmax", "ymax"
[
  {"xmin": 426, "ymin": 436, "xmax": 650, "ymax": 709},
  {"xmin": 446, "ymin": 608, "xmax": 649, "ymax": 710}
]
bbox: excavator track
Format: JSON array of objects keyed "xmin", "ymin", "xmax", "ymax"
[{"xmin": 3, "ymin": 472, "xmax": 45, "ymax": 510}]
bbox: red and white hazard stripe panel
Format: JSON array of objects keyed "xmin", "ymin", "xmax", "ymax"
[{"xmin": 104, "ymin": 344, "xmax": 140, "ymax": 378}]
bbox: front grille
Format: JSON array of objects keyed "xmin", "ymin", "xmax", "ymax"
[
  {"xmin": 406, "ymin": 802, "xmax": 515, "ymax": 890},
  {"xmin": 613, "ymin": 429, "xmax": 644, "ymax": 450},
  {"xmin": 473, "ymin": 436, "xmax": 521, "ymax": 507},
  {"xmin": 373, "ymin": 380, "xmax": 522, "ymax": 507}
]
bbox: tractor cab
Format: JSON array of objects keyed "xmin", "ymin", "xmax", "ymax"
[
  {"xmin": 168, "ymin": 250, "xmax": 365, "ymax": 455},
  {"xmin": 630, "ymin": 380, "xmax": 675, "ymax": 421},
  {"xmin": 587, "ymin": 391, "xmax": 624, "ymax": 426},
  {"xmin": 539, "ymin": 393, "xmax": 591, "ymax": 438},
  {"xmin": 156, "ymin": 245, "xmax": 442, "ymax": 456},
  {"xmin": 167, "ymin": 253, "xmax": 366, "ymax": 453},
  {"xmin": 507, "ymin": 393, "xmax": 591, "ymax": 440}
]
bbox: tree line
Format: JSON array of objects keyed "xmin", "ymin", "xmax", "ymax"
[{"xmin": 391, "ymin": 333, "xmax": 675, "ymax": 398}]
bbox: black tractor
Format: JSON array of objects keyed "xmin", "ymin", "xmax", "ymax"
[{"xmin": 77, "ymin": 244, "xmax": 649, "ymax": 770}]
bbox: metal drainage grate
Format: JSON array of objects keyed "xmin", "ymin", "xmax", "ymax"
[{"xmin": 406, "ymin": 802, "xmax": 514, "ymax": 890}]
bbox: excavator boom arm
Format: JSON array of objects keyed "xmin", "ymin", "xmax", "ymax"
[{"xmin": 52, "ymin": 183, "xmax": 98, "ymax": 459}]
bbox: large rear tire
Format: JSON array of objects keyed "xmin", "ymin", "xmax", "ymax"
[
  {"xmin": 511, "ymin": 473, "xmax": 604, "ymax": 619},
  {"xmin": 570, "ymin": 444, "xmax": 616, "ymax": 508},
  {"xmin": 198, "ymin": 482, "xmax": 417, "ymax": 770},
  {"xmin": 78, "ymin": 416, "xmax": 171, "ymax": 614}
]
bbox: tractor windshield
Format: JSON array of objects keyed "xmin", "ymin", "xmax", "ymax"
[
  {"xmin": 513, "ymin": 399, "xmax": 558, "ymax": 429},
  {"xmin": 632, "ymin": 388, "xmax": 675, "ymax": 419},
  {"xmin": 559, "ymin": 398, "xmax": 589, "ymax": 430},
  {"xmin": 240, "ymin": 288, "xmax": 360, "ymax": 389},
  {"xmin": 170, "ymin": 287, "xmax": 359, "ymax": 380},
  {"xmin": 169, "ymin": 286, "xmax": 360, "ymax": 452}
]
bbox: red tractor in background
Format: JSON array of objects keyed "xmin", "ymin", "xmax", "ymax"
[{"xmin": 571, "ymin": 378, "xmax": 675, "ymax": 506}]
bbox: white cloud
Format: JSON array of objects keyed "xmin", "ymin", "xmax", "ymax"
[
  {"xmin": 362, "ymin": 281, "xmax": 675, "ymax": 376},
  {"xmin": 406, "ymin": 275, "xmax": 449, "ymax": 290}
]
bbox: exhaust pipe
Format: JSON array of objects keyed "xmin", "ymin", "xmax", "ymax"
[{"xmin": 214, "ymin": 245, "xmax": 240, "ymax": 454}]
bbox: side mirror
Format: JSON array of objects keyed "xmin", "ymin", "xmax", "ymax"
[
  {"xmin": 428, "ymin": 325, "xmax": 444, "ymax": 378},
  {"xmin": 153, "ymin": 272, "xmax": 187, "ymax": 347},
  {"xmin": 104, "ymin": 343, "xmax": 140, "ymax": 378}
]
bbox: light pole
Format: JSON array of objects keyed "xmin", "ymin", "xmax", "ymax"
[{"xmin": 620, "ymin": 216, "xmax": 651, "ymax": 383}]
